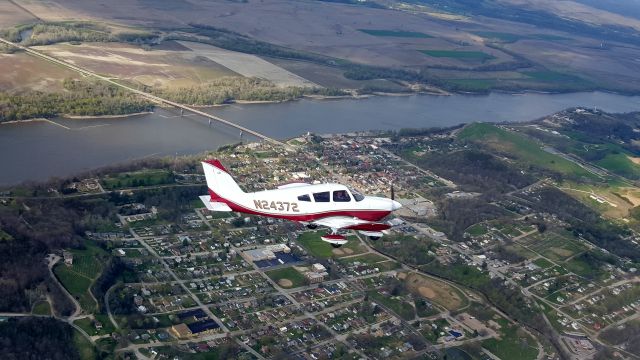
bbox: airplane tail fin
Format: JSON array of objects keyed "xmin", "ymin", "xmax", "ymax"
[{"xmin": 201, "ymin": 159, "xmax": 245, "ymax": 203}]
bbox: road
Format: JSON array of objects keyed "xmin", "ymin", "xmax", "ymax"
[{"xmin": 0, "ymin": 36, "xmax": 288, "ymax": 149}]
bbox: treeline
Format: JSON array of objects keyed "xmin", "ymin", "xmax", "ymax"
[
  {"xmin": 175, "ymin": 24, "xmax": 337, "ymax": 65},
  {"xmin": 428, "ymin": 196, "xmax": 513, "ymax": 241},
  {"xmin": 149, "ymin": 77, "xmax": 344, "ymax": 105},
  {"xmin": 1, "ymin": 21, "xmax": 159, "ymax": 46},
  {"xmin": 0, "ymin": 78, "xmax": 154, "ymax": 122},
  {"xmin": 0, "ymin": 317, "xmax": 81, "ymax": 359},
  {"xmin": 411, "ymin": 149, "xmax": 534, "ymax": 193},
  {"xmin": 520, "ymin": 187, "xmax": 640, "ymax": 261}
]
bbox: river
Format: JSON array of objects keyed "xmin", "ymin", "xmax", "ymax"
[{"xmin": 1, "ymin": 91, "xmax": 640, "ymax": 186}]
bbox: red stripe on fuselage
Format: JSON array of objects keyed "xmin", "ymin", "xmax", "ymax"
[
  {"xmin": 207, "ymin": 188, "xmax": 390, "ymax": 222},
  {"xmin": 346, "ymin": 223, "xmax": 391, "ymax": 231}
]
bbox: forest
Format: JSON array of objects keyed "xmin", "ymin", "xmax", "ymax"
[
  {"xmin": 0, "ymin": 79, "xmax": 154, "ymax": 122},
  {"xmin": 148, "ymin": 77, "xmax": 344, "ymax": 106},
  {"xmin": 0, "ymin": 317, "xmax": 81, "ymax": 359}
]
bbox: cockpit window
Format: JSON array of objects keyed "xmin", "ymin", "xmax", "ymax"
[
  {"xmin": 297, "ymin": 194, "xmax": 311, "ymax": 202},
  {"xmin": 349, "ymin": 188, "xmax": 365, "ymax": 202},
  {"xmin": 313, "ymin": 191, "xmax": 330, "ymax": 202},
  {"xmin": 333, "ymin": 190, "xmax": 351, "ymax": 202}
]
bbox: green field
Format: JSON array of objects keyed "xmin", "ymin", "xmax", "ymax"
[
  {"xmin": 54, "ymin": 265, "xmax": 95, "ymax": 311},
  {"xmin": 518, "ymin": 231, "xmax": 586, "ymax": 263},
  {"xmin": 595, "ymin": 153, "xmax": 640, "ymax": 180},
  {"xmin": 73, "ymin": 329, "xmax": 97, "ymax": 360},
  {"xmin": 466, "ymin": 223, "xmax": 488, "ymax": 236},
  {"xmin": 74, "ymin": 315, "xmax": 116, "ymax": 336},
  {"xmin": 368, "ymin": 291, "xmax": 416, "ymax": 321},
  {"xmin": 340, "ymin": 253, "xmax": 399, "ymax": 270},
  {"xmin": 101, "ymin": 169, "xmax": 174, "ymax": 189},
  {"xmin": 53, "ymin": 242, "xmax": 109, "ymax": 312},
  {"xmin": 523, "ymin": 71, "xmax": 588, "ymax": 84},
  {"xmin": 265, "ymin": 266, "xmax": 307, "ymax": 288},
  {"xmin": 446, "ymin": 79, "xmax": 496, "ymax": 91},
  {"xmin": 359, "ymin": 29, "xmax": 432, "ymax": 38},
  {"xmin": 421, "ymin": 50, "xmax": 495, "ymax": 61},
  {"xmin": 459, "ymin": 123, "xmax": 596, "ymax": 179},
  {"xmin": 482, "ymin": 324, "xmax": 538, "ymax": 360},
  {"xmin": 296, "ymin": 231, "xmax": 362, "ymax": 258},
  {"xmin": 533, "ymin": 257, "xmax": 554, "ymax": 269},
  {"xmin": 32, "ymin": 301, "xmax": 51, "ymax": 315}
]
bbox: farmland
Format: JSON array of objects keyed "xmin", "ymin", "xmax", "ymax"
[
  {"xmin": 359, "ymin": 29, "xmax": 432, "ymax": 38},
  {"xmin": 420, "ymin": 50, "xmax": 495, "ymax": 61}
]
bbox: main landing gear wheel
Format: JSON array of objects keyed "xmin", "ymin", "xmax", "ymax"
[
  {"xmin": 331, "ymin": 243, "xmax": 342, "ymax": 248},
  {"xmin": 369, "ymin": 236, "xmax": 380, "ymax": 241},
  {"xmin": 306, "ymin": 224, "xmax": 318, "ymax": 230}
]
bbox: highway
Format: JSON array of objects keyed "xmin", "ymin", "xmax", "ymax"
[{"xmin": 0, "ymin": 36, "xmax": 288, "ymax": 149}]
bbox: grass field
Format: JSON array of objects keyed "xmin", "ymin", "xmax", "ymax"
[
  {"xmin": 74, "ymin": 315, "xmax": 116, "ymax": 336},
  {"xmin": 101, "ymin": 169, "xmax": 174, "ymax": 189},
  {"xmin": 296, "ymin": 231, "xmax": 363, "ymax": 258},
  {"xmin": 466, "ymin": 223, "xmax": 488, "ymax": 237},
  {"xmin": 595, "ymin": 153, "xmax": 640, "ymax": 180},
  {"xmin": 533, "ymin": 258, "xmax": 554, "ymax": 269},
  {"xmin": 265, "ymin": 266, "xmax": 307, "ymax": 288},
  {"xmin": 523, "ymin": 71, "xmax": 590, "ymax": 85},
  {"xmin": 446, "ymin": 78, "xmax": 496, "ymax": 91},
  {"xmin": 339, "ymin": 253, "xmax": 400, "ymax": 271},
  {"xmin": 482, "ymin": 324, "xmax": 538, "ymax": 360},
  {"xmin": 404, "ymin": 273, "xmax": 467, "ymax": 311},
  {"xmin": 420, "ymin": 50, "xmax": 495, "ymax": 61},
  {"xmin": 73, "ymin": 329, "xmax": 97, "ymax": 360},
  {"xmin": 53, "ymin": 242, "xmax": 109, "ymax": 312},
  {"xmin": 518, "ymin": 231, "xmax": 586, "ymax": 263},
  {"xmin": 359, "ymin": 29, "xmax": 432, "ymax": 38},
  {"xmin": 459, "ymin": 123, "xmax": 596, "ymax": 179},
  {"xmin": 32, "ymin": 301, "xmax": 51, "ymax": 315}
]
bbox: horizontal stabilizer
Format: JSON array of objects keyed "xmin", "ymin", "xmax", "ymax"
[
  {"xmin": 199, "ymin": 195, "xmax": 233, "ymax": 212},
  {"xmin": 320, "ymin": 234, "xmax": 348, "ymax": 245}
]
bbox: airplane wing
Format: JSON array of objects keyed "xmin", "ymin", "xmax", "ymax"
[{"xmin": 311, "ymin": 216, "xmax": 391, "ymax": 232}]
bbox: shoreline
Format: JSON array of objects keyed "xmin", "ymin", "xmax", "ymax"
[
  {"xmin": 61, "ymin": 111, "xmax": 153, "ymax": 120},
  {"xmin": 2, "ymin": 89, "xmax": 640, "ymax": 126}
]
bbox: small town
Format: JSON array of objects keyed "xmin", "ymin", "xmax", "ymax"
[{"xmin": 6, "ymin": 120, "xmax": 637, "ymax": 360}]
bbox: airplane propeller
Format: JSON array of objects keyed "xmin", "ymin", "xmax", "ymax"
[{"xmin": 391, "ymin": 182, "xmax": 395, "ymax": 201}]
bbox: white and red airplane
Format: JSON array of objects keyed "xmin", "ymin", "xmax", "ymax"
[{"xmin": 199, "ymin": 159, "xmax": 402, "ymax": 247}]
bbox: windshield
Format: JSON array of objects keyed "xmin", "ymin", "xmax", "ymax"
[{"xmin": 349, "ymin": 188, "xmax": 365, "ymax": 202}]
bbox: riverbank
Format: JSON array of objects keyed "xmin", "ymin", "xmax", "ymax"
[{"xmin": 61, "ymin": 111, "xmax": 153, "ymax": 120}]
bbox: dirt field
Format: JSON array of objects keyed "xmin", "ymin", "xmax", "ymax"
[
  {"xmin": 278, "ymin": 279, "xmax": 293, "ymax": 288},
  {"xmin": 0, "ymin": 1, "xmax": 38, "ymax": 27},
  {"xmin": 404, "ymin": 273, "xmax": 466, "ymax": 311},
  {"xmin": 177, "ymin": 41, "xmax": 317, "ymax": 88},
  {"xmin": 628, "ymin": 156, "xmax": 640, "ymax": 166},
  {"xmin": 33, "ymin": 42, "xmax": 238, "ymax": 89},
  {"xmin": 0, "ymin": 52, "xmax": 79, "ymax": 91}
]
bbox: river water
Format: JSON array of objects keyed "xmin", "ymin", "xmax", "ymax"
[{"xmin": 1, "ymin": 91, "xmax": 640, "ymax": 185}]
